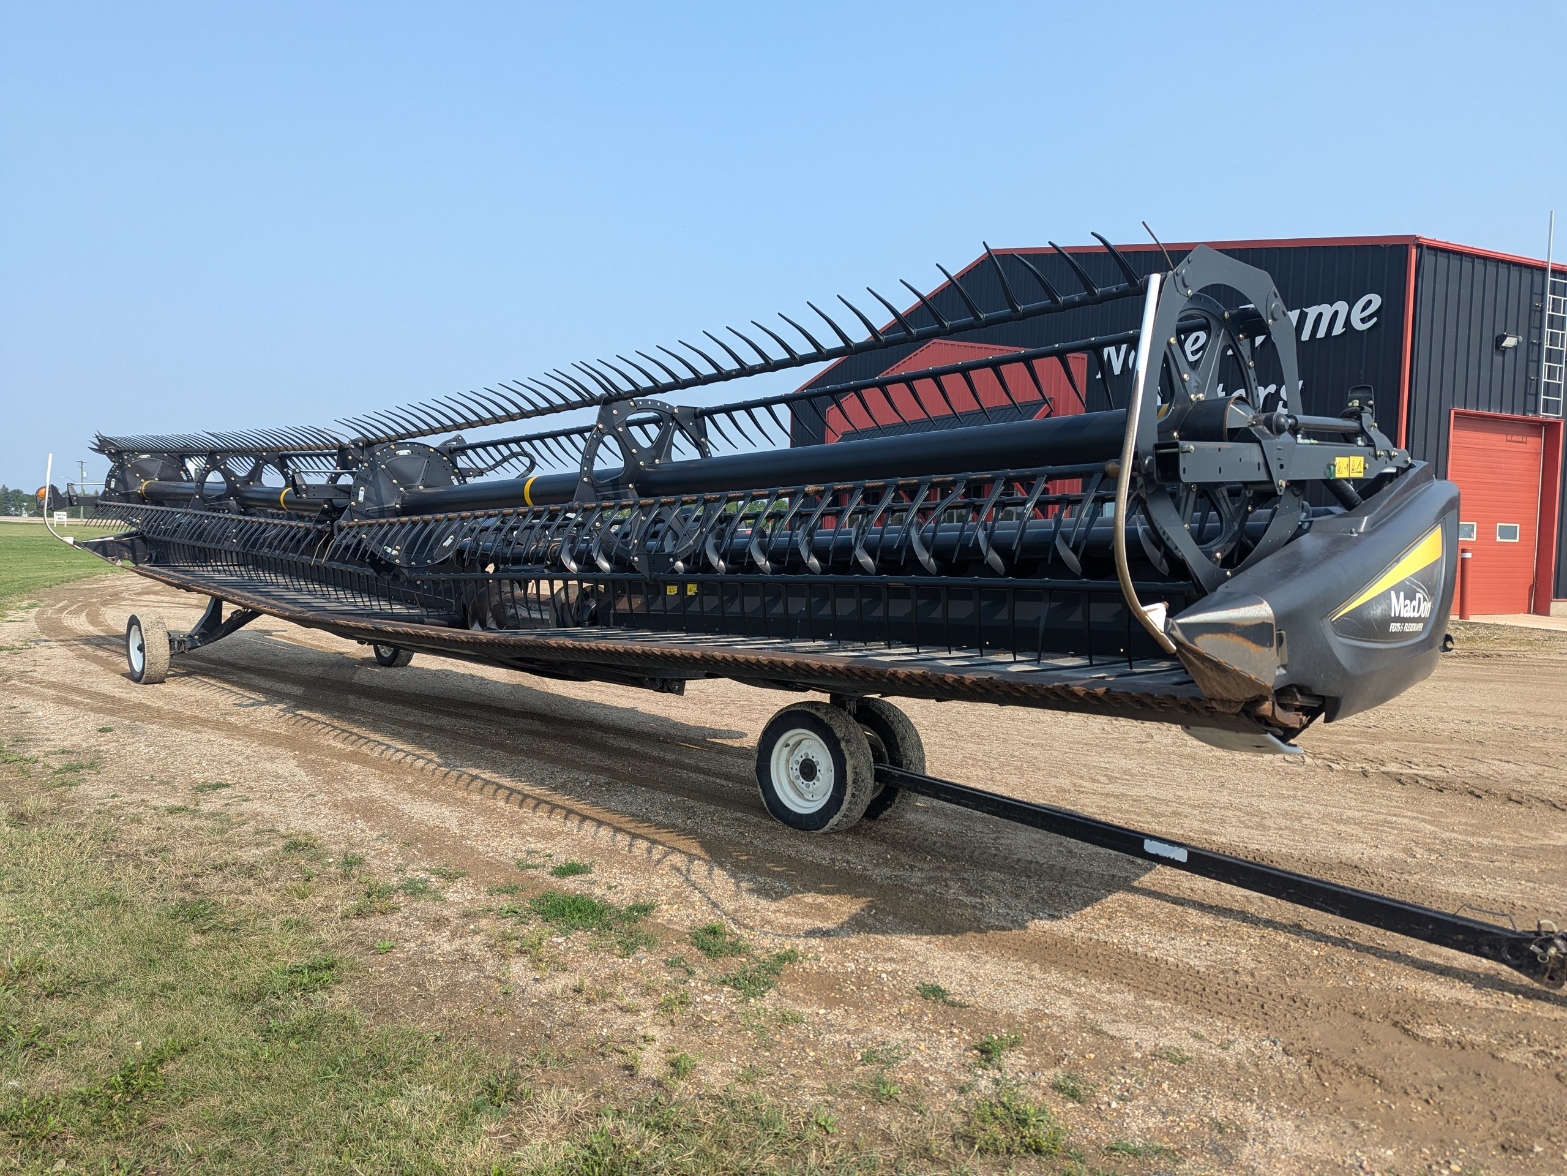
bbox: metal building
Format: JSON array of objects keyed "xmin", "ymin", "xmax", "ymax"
[{"xmin": 795, "ymin": 235, "xmax": 1565, "ymax": 615}]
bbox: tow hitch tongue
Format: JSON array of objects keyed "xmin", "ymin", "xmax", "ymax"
[{"xmin": 877, "ymin": 765, "xmax": 1567, "ymax": 989}]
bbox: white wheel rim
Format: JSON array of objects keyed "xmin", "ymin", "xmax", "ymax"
[
  {"xmin": 128, "ymin": 623, "xmax": 145, "ymax": 675},
  {"xmin": 770, "ymin": 728, "xmax": 835, "ymax": 814}
]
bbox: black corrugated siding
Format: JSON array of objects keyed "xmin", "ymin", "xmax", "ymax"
[
  {"xmin": 1406, "ymin": 246, "xmax": 1566, "ymax": 598},
  {"xmin": 1407, "ymin": 246, "xmax": 1546, "ymax": 470}
]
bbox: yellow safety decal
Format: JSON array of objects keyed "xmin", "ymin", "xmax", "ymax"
[
  {"xmin": 1330, "ymin": 527, "xmax": 1443, "ymax": 620},
  {"xmin": 523, "ymin": 475, "xmax": 537, "ymax": 507},
  {"xmin": 666, "ymin": 584, "xmax": 678, "ymax": 596},
  {"xmin": 1334, "ymin": 454, "xmax": 1366, "ymax": 479},
  {"xmin": 687, "ymin": 583, "xmax": 698, "ymax": 596}
]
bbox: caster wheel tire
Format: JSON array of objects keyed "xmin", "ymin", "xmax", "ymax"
[
  {"xmin": 126, "ymin": 614, "xmax": 170, "ymax": 685},
  {"xmin": 373, "ymin": 644, "xmax": 414, "ymax": 668},
  {"xmin": 857, "ymin": 698, "xmax": 925, "ymax": 821},
  {"xmin": 756, "ymin": 701, "xmax": 876, "ymax": 833}
]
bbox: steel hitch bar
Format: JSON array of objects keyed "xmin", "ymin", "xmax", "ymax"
[
  {"xmin": 169, "ymin": 597, "xmax": 261, "ymax": 657},
  {"xmin": 875, "ymin": 765, "xmax": 1567, "ymax": 988}
]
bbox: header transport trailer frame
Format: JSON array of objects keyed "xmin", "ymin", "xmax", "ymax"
[{"xmin": 54, "ymin": 241, "xmax": 1564, "ymax": 987}]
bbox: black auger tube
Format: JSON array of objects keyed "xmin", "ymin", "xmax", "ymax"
[
  {"xmin": 135, "ymin": 481, "xmax": 351, "ymax": 513},
  {"xmin": 398, "ymin": 409, "xmax": 1130, "ymax": 515}
]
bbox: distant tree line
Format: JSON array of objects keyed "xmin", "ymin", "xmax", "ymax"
[{"xmin": 0, "ymin": 486, "xmax": 40, "ymax": 516}]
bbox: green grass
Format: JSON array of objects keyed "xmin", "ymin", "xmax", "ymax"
[
  {"xmin": 547, "ymin": 860, "xmax": 592, "ymax": 878},
  {"xmin": 1050, "ymin": 1070, "xmax": 1094, "ymax": 1102},
  {"xmin": 526, "ymin": 890, "xmax": 658, "ymax": 957},
  {"xmin": 716, "ymin": 950, "xmax": 800, "ymax": 999},
  {"xmin": 689, "ymin": 921, "xmax": 748, "ymax": 958},
  {"xmin": 1108, "ymin": 1138, "xmax": 1179, "ymax": 1159},
  {"xmin": 974, "ymin": 1031, "xmax": 1022, "ymax": 1067},
  {"xmin": 0, "ymin": 793, "xmax": 514, "ymax": 1172},
  {"xmin": 0, "ymin": 525, "xmax": 121, "ymax": 608},
  {"xmin": 959, "ymin": 1084, "xmax": 1065, "ymax": 1157},
  {"xmin": 915, "ymin": 981, "xmax": 967, "ymax": 1007}
]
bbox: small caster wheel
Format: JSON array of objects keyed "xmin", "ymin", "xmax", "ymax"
[
  {"xmin": 856, "ymin": 698, "xmax": 925, "ymax": 821},
  {"xmin": 126, "ymin": 614, "xmax": 170, "ymax": 685},
  {"xmin": 755, "ymin": 701, "xmax": 876, "ymax": 832},
  {"xmin": 373, "ymin": 644, "xmax": 413, "ymax": 668}
]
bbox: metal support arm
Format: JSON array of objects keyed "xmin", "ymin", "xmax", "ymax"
[
  {"xmin": 170, "ymin": 597, "xmax": 261, "ymax": 655},
  {"xmin": 877, "ymin": 764, "xmax": 1566, "ymax": 988}
]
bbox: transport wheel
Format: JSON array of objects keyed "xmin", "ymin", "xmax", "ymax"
[
  {"xmin": 756, "ymin": 702, "xmax": 876, "ymax": 833},
  {"xmin": 125, "ymin": 614, "xmax": 170, "ymax": 685},
  {"xmin": 857, "ymin": 698, "xmax": 925, "ymax": 821},
  {"xmin": 373, "ymin": 644, "xmax": 414, "ymax": 668}
]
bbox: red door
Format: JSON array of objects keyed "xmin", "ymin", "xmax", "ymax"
[{"xmin": 1447, "ymin": 413, "xmax": 1544, "ymax": 614}]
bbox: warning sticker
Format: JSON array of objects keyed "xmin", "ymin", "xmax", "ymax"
[{"xmin": 1333, "ymin": 454, "xmax": 1367, "ymax": 479}]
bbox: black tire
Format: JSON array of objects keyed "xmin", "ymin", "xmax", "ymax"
[
  {"xmin": 756, "ymin": 702, "xmax": 876, "ymax": 833},
  {"xmin": 856, "ymin": 698, "xmax": 925, "ymax": 821},
  {"xmin": 126, "ymin": 614, "xmax": 170, "ymax": 685},
  {"xmin": 373, "ymin": 644, "xmax": 413, "ymax": 668}
]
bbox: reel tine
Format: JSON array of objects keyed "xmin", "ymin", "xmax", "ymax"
[
  {"xmin": 551, "ymin": 368, "xmax": 598, "ymax": 400},
  {"xmin": 677, "ymin": 339, "xmax": 726, "ymax": 376},
  {"xmin": 936, "ymin": 264, "xmax": 986, "ymax": 324},
  {"xmin": 704, "ymin": 412, "xmax": 739, "ymax": 448},
  {"xmin": 616, "ymin": 353, "xmax": 663, "ymax": 389},
  {"xmin": 635, "ymin": 350, "xmax": 682, "ymax": 386},
  {"xmin": 777, "ymin": 312, "xmax": 825, "ymax": 353},
  {"xmin": 1054, "ymin": 353, "xmax": 1088, "ymax": 411},
  {"xmin": 957, "ymin": 366, "xmax": 995, "ymax": 422},
  {"xmin": 573, "ymin": 361, "xmax": 622, "ymax": 397},
  {"xmin": 752, "ymin": 319, "xmax": 801, "ymax": 361},
  {"xmin": 836, "ymin": 295, "xmax": 885, "ymax": 343},
  {"xmin": 761, "ymin": 401, "xmax": 789, "ymax": 437},
  {"xmin": 1019, "ymin": 355, "xmax": 1050, "ymax": 408},
  {"xmin": 900, "ymin": 279, "xmax": 949, "ymax": 330},
  {"xmin": 473, "ymin": 387, "xmax": 521, "ymax": 417},
  {"xmin": 991, "ymin": 359, "xmax": 1021, "ymax": 412},
  {"xmin": 572, "ymin": 362, "xmax": 618, "ymax": 397},
  {"xmin": 741, "ymin": 405, "xmax": 770, "ymax": 439},
  {"xmin": 1049, "ymin": 242, "xmax": 1100, "ymax": 296},
  {"xmin": 702, "ymin": 330, "xmax": 752, "ymax": 373},
  {"xmin": 928, "ymin": 372, "xmax": 962, "ymax": 419},
  {"xmin": 1092, "ymin": 232, "xmax": 1142, "ymax": 287},
  {"xmin": 860, "ymin": 286, "xmax": 914, "ymax": 338},
  {"xmin": 525, "ymin": 377, "xmax": 572, "ymax": 406},
  {"xmin": 655, "ymin": 345, "xmax": 705, "ymax": 380},
  {"xmin": 807, "ymin": 301, "xmax": 856, "ymax": 348},
  {"xmin": 723, "ymin": 408, "xmax": 756, "ymax": 446},
  {"xmin": 983, "ymin": 243, "xmax": 1022, "ymax": 313},
  {"xmin": 725, "ymin": 326, "xmax": 773, "ymax": 365},
  {"xmin": 1013, "ymin": 253, "xmax": 1063, "ymax": 305},
  {"xmin": 499, "ymin": 381, "xmax": 548, "ymax": 411},
  {"xmin": 595, "ymin": 357, "xmax": 642, "ymax": 393},
  {"xmin": 901, "ymin": 379, "xmax": 935, "ymax": 422},
  {"xmin": 1091, "ymin": 347, "xmax": 1117, "ymax": 410}
]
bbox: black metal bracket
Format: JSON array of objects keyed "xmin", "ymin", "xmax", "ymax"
[
  {"xmin": 170, "ymin": 597, "xmax": 261, "ymax": 656},
  {"xmin": 876, "ymin": 765, "xmax": 1566, "ymax": 989},
  {"xmin": 575, "ymin": 397, "xmax": 710, "ymax": 503}
]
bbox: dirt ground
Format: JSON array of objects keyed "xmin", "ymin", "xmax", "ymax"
[{"xmin": 4, "ymin": 573, "xmax": 1565, "ymax": 1174}]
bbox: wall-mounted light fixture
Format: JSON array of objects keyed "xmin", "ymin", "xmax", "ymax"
[{"xmin": 1496, "ymin": 332, "xmax": 1523, "ymax": 350}]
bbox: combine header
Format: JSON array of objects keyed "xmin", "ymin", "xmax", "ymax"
[{"xmin": 61, "ymin": 241, "xmax": 1564, "ymax": 987}]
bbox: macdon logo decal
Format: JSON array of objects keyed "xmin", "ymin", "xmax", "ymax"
[
  {"xmin": 1329, "ymin": 528, "xmax": 1444, "ymax": 644},
  {"xmin": 1387, "ymin": 588, "xmax": 1433, "ymax": 632}
]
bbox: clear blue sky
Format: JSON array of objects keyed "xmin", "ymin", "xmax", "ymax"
[{"xmin": 4, "ymin": 2, "xmax": 1565, "ymax": 489}]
